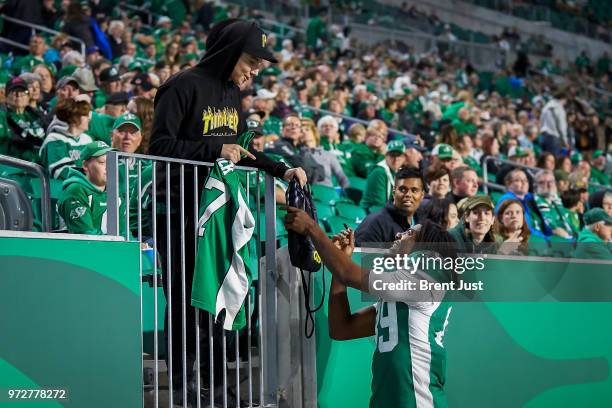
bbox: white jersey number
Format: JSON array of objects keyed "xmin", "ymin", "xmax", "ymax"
[{"xmin": 376, "ymin": 302, "xmax": 398, "ymax": 353}]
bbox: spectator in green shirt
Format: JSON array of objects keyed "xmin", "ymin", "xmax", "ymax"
[
  {"xmin": 338, "ymin": 123, "xmax": 366, "ymax": 154},
  {"xmin": 575, "ymin": 50, "xmax": 592, "ymax": 72},
  {"xmin": 1, "ymin": 77, "xmax": 46, "ymax": 162},
  {"xmin": 455, "ymin": 133, "xmax": 482, "ymax": 175},
  {"xmin": 306, "ymin": 9, "xmax": 328, "ymax": 50},
  {"xmin": 350, "ymin": 126, "xmax": 386, "ymax": 178},
  {"xmin": 533, "ymin": 169, "xmax": 573, "ymax": 239},
  {"xmin": 561, "ymin": 189, "xmax": 584, "ymax": 237},
  {"xmin": 317, "ymin": 115, "xmax": 341, "ymax": 151},
  {"xmin": 11, "ymin": 34, "xmax": 49, "ymax": 76},
  {"xmin": 590, "ymin": 150, "xmax": 610, "ymax": 186},
  {"xmin": 451, "ymin": 107, "xmax": 477, "ymax": 135},
  {"xmin": 40, "ymin": 96, "xmax": 94, "ymax": 179},
  {"xmin": 574, "ymin": 208, "xmax": 612, "ymax": 260},
  {"xmin": 360, "ymin": 140, "xmax": 406, "ymax": 213}
]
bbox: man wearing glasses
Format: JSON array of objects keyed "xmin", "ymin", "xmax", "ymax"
[{"xmin": 534, "ymin": 169, "xmax": 574, "ymax": 239}]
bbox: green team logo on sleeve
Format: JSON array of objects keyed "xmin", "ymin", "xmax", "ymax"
[{"xmin": 70, "ymin": 206, "xmax": 87, "ymax": 220}]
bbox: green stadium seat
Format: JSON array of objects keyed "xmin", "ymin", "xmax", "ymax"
[
  {"xmin": 345, "ymin": 176, "xmax": 367, "ymax": 204},
  {"xmin": 345, "ymin": 188, "xmax": 363, "ymax": 205},
  {"xmin": 334, "ymin": 201, "xmax": 367, "ymax": 223},
  {"xmin": 326, "ymin": 216, "xmax": 357, "ymax": 235},
  {"xmin": 347, "ymin": 176, "xmax": 367, "ymax": 191},
  {"xmin": 315, "ymin": 202, "xmax": 336, "ymax": 221},
  {"xmin": 311, "ymin": 184, "xmax": 341, "ymax": 204},
  {"xmin": 490, "ymin": 191, "xmax": 504, "ymax": 205}
]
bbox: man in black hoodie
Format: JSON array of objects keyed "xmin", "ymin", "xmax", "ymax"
[{"xmin": 149, "ymin": 19, "xmax": 306, "ymax": 405}]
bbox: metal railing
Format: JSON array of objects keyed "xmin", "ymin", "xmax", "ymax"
[
  {"xmin": 301, "ymin": 105, "xmax": 417, "ymax": 140},
  {"xmin": 120, "ymin": 2, "xmax": 163, "ymax": 26},
  {"xmin": 462, "ymin": 0, "xmax": 611, "ymax": 42},
  {"xmin": 1, "ymin": 14, "xmax": 86, "ymax": 56},
  {"xmin": 0, "ymin": 155, "xmax": 52, "ymax": 232},
  {"xmin": 227, "ymin": 0, "xmax": 505, "ymax": 69},
  {"xmin": 348, "ymin": 22, "xmax": 507, "ymax": 70},
  {"xmin": 259, "ymin": 18, "xmax": 304, "ymax": 38},
  {"xmin": 482, "ymin": 155, "xmax": 612, "ymax": 195},
  {"xmin": 106, "ymin": 151, "xmax": 281, "ymax": 407},
  {"xmin": 0, "ymin": 36, "xmax": 29, "ymax": 51}
]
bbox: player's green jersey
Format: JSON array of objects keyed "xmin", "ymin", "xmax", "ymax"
[{"xmin": 371, "ymin": 299, "xmax": 452, "ymax": 408}]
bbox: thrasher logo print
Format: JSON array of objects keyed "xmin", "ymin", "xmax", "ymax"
[{"xmin": 202, "ymin": 107, "xmax": 239, "ymax": 136}]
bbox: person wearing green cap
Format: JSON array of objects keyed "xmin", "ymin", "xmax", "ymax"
[
  {"xmin": 574, "ymin": 208, "xmax": 612, "ymax": 259},
  {"xmin": 590, "ymin": 150, "xmax": 610, "ymax": 186},
  {"xmin": 111, "ymin": 113, "xmax": 154, "ymax": 237},
  {"xmin": 570, "ymin": 151, "xmax": 583, "ymax": 166},
  {"xmin": 554, "ymin": 169, "xmax": 570, "ymax": 194},
  {"xmin": 449, "ymin": 195, "xmax": 500, "ymax": 253},
  {"xmin": 57, "ymin": 141, "xmax": 122, "ymax": 235},
  {"xmin": 360, "ymin": 140, "xmax": 406, "ymax": 213},
  {"xmin": 350, "ymin": 127, "xmax": 386, "ymax": 178},
  {"xmin": 431, "ymin": 143, "xmax": 463, "ymax": 172}
]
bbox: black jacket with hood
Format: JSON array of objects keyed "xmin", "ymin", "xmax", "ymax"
[{"xmin": 149, "ymin": 19, "xmax": 289, "ymax": 206}]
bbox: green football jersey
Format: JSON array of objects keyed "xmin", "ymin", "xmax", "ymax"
[{"xmin": 371, "ymin": 299, "xmax": 452, "ymax": 408}]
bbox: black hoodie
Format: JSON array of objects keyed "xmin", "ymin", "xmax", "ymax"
[{"xmin": 149, "ymin": 19, "xmax": 289, "ymax": 203}]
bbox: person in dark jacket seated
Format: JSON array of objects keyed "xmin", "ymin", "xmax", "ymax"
[{"xmin": 355, "ymin": 167, "xmax": 424, "ymax": 246}]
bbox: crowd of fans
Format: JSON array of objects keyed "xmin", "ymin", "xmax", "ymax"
[{"xmin": 0, "ymin": 0, "xmax": 610, "ymax": 258}]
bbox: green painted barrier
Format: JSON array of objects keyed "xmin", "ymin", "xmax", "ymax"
[
  {"xmin": 0, "ymin": 234, "xmax": 142, "ymax": 407},
  {"xmin": 314, "ymin": 253, "xmax": 612, "ymax": 407}
]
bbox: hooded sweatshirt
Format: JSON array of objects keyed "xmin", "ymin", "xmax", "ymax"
[
  {"xmin": 40, "ymin": 118, "xmax": 94, "ymax": 180},
  {"xmin": 149, "ymin": 19, "xmax": 289, "ymax": 204},
  {"xmin": 360, "ymin": 159, "xmax": 395, "ymax": 212},
  {"xmin": 57, "ymin": 168, "xmax": 108, "ymax": 234}
]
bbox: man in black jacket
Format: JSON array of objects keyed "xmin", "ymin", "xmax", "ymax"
[
  {"xmin": 149, "ymin": 18, "xmax": 306, "ymax": 406},
  {"xmin": 355, "ymin": 167, "xmax": 425, "ymax": 246}
]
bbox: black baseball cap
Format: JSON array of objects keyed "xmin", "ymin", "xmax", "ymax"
[
  {"xmin": 243, "ymin": 23, "xmax": 278, "ymax": 64},
  {"xmin": 131, "ymin": 73, "xmax": 154, "ymax": 91},
  {"xmin": 100, "ymin": 66, "xmax": 120, "ymax": 83},
  {"xmin": 106, "ymin": 91, "xmax": 129, "ymax": 105},
  {"xmin": 6, "ymin": 77, "xmax": 28, "ymax": 94}
]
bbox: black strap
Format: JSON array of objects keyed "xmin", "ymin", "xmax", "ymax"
[{"xmin": 299, "ymin": 266, "xmax": 326, "ymax": 338}]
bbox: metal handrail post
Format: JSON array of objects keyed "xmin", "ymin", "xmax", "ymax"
[
  {"xmin": 106, "ymin": 151, "xmax": 120, "ymax": 236},
  {"xmin": 261, "ymin": 173, "xmax": 279, "ymax": 406}
]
